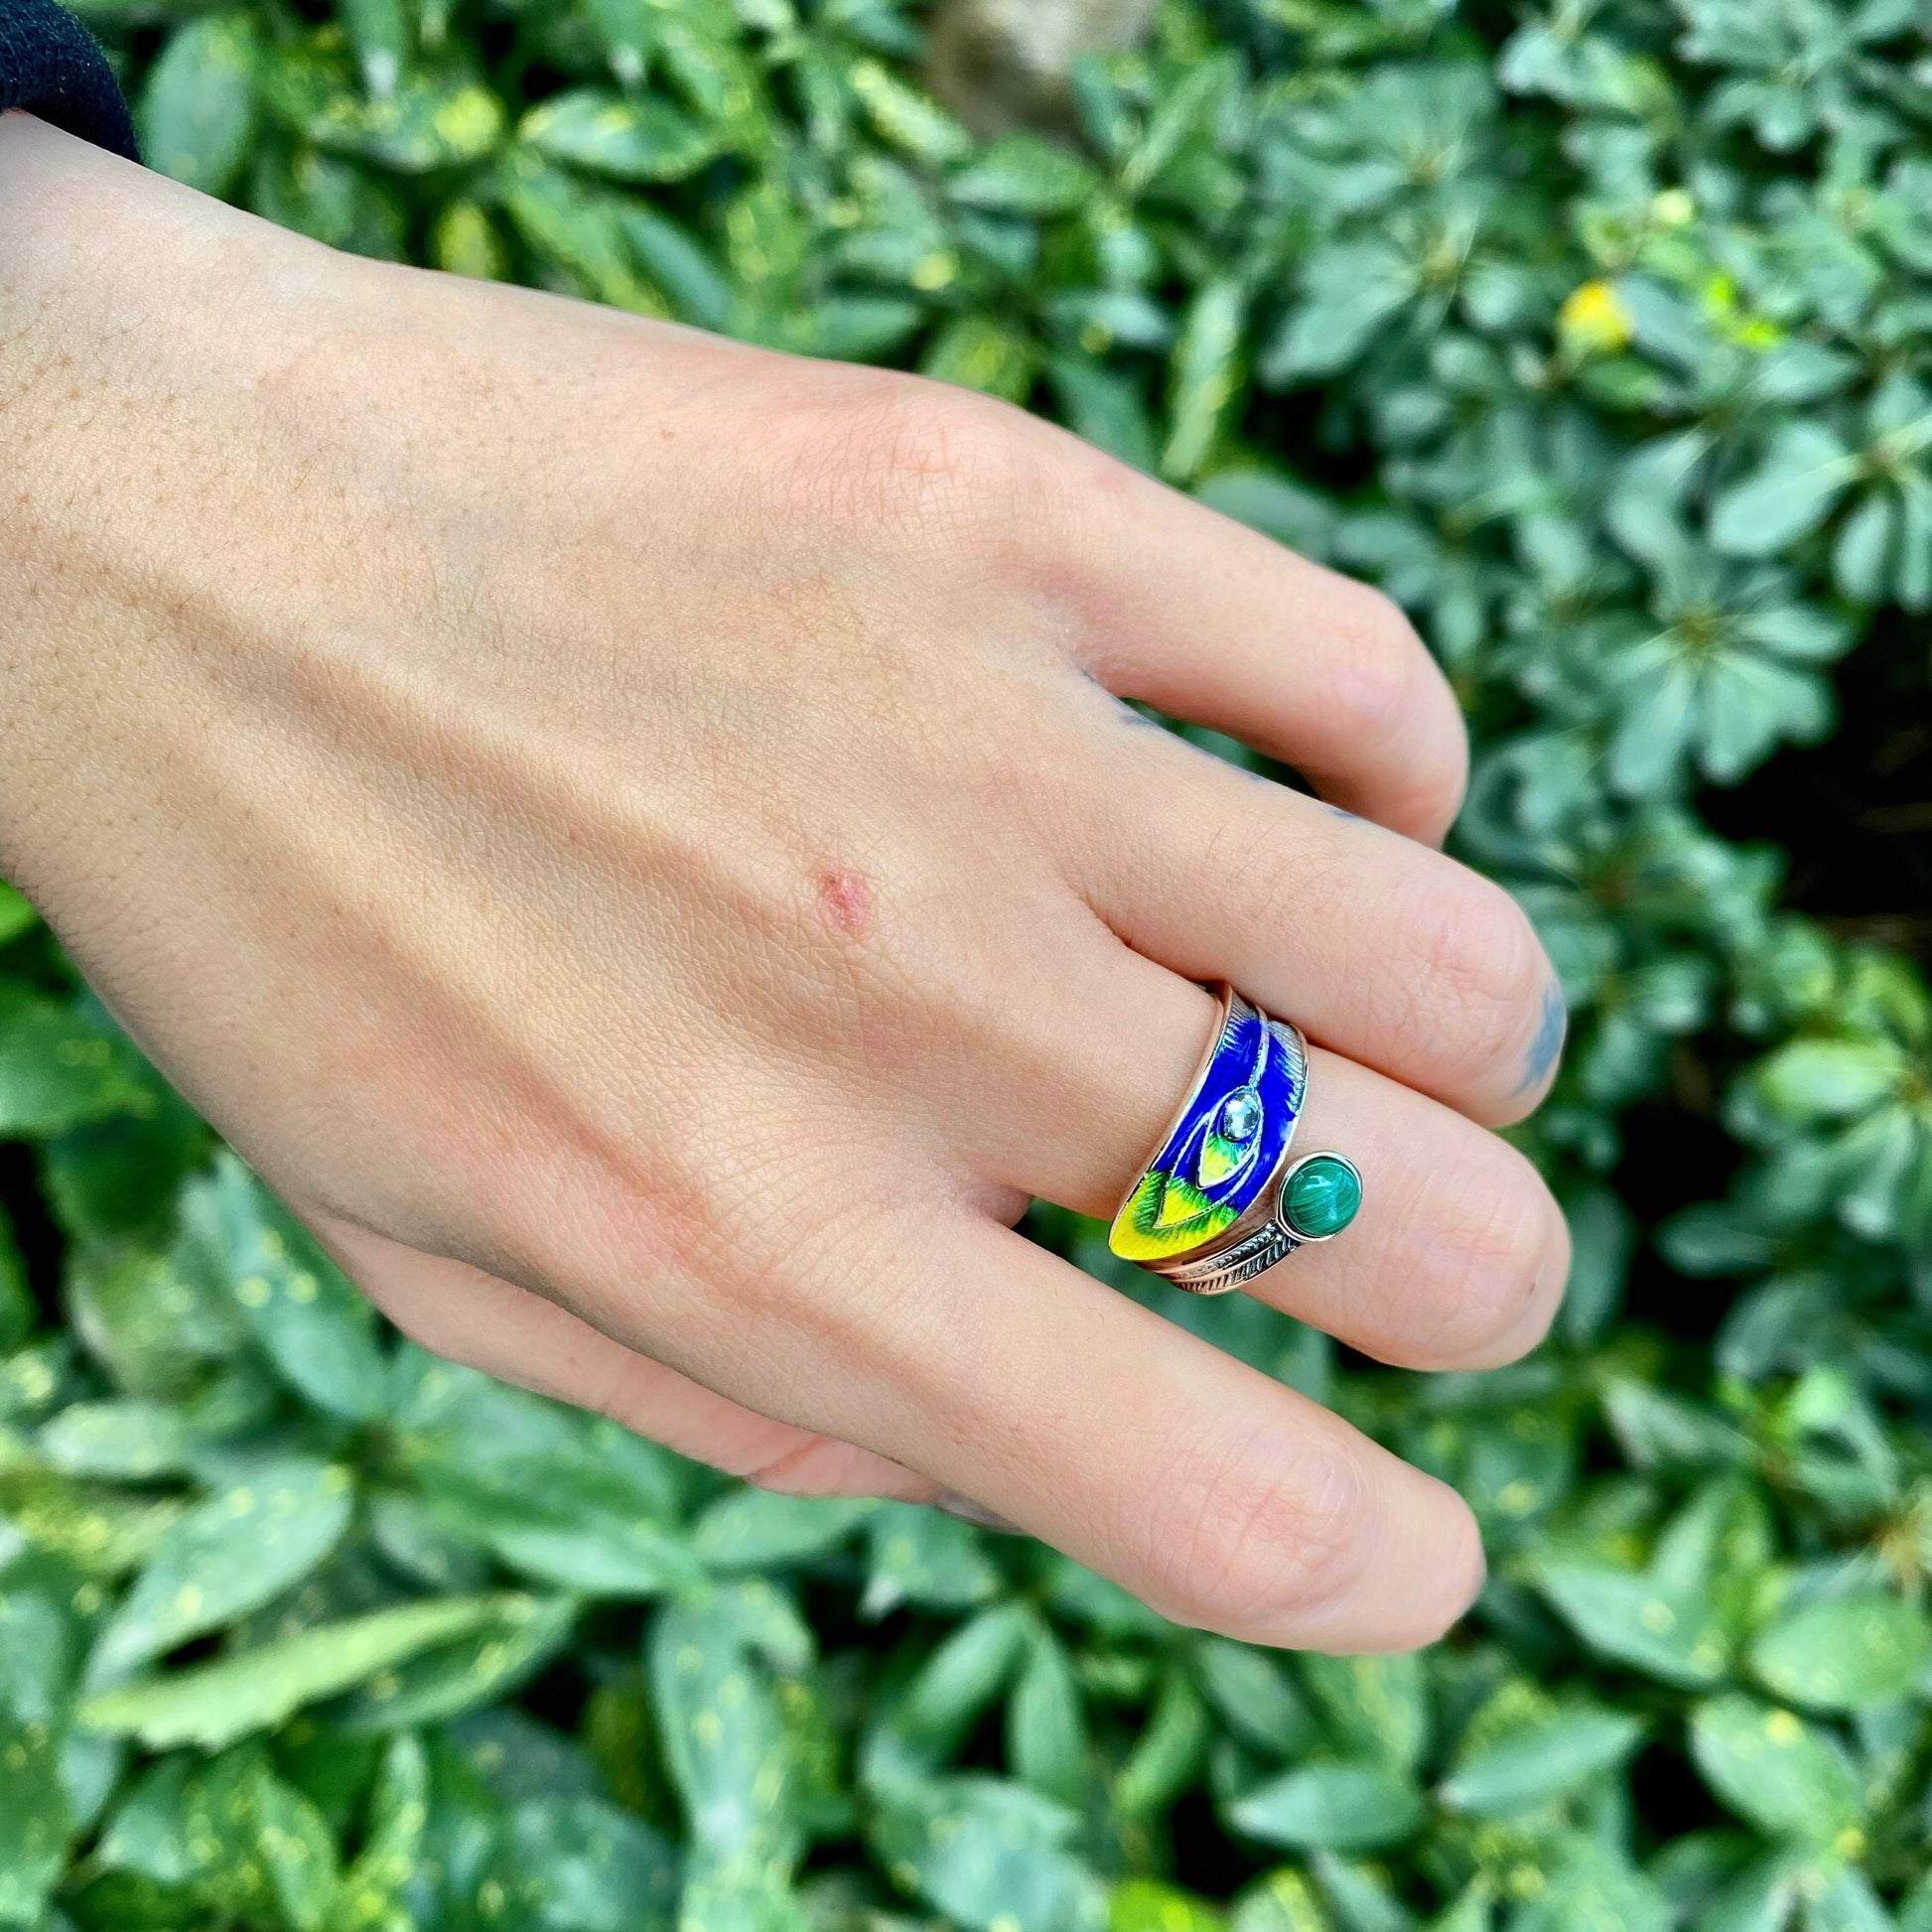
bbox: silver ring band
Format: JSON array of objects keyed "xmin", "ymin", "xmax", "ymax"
[{"xmin": 1107, "ymin": 983, "xmax": 1362, "ymax": 1297}]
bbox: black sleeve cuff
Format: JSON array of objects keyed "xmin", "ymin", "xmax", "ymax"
[{"xmin": 0, "ymin": 0, "xmax": 139, "ymax": 163}]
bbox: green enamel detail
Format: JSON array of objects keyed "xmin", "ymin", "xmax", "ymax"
[
  {"xmin": 1111, "ymin": 1170, "xmax": 1241, "ymax": 1263},
  {"xmin": 1283, "ymin": 1157, "xmax": 1361, "ymax": 1240}
]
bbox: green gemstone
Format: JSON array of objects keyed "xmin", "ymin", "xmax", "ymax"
[{"xmin": 1283, "ymin": 1156, "xmax": 1362, "ymax": 1240}]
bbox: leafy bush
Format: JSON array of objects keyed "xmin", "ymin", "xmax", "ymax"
[{"xmin": 4, "ymin": 0, "xmax": 1931, "ymax": 1926}]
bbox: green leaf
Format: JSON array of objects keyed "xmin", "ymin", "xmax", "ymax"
[
  {"xmin": 1229, "ymin": 1759, "xmax": 1427, "ymax": 1854},
  {"xmin": 882, "ymin": 1601, "xmax": 1031, "ymax": 1766},
  {"xmin": 847, "ymin": 60, "xmax": 971, "ymax": 165},
  {"xmin": 1195, "ymin": 467, "xmax": 1339, "ymax": 557},
  {"xmin": 341, "ymin": 0, "xmax": 411, "ymax": 96},
  {"xmin": 260, "ymin": 42, "xmax": 504, "ymax": 171},
  {"xmin": 1755, "ymin": 1039, "xmax": 1903, "ymax": 1119},
  {"xmin": 1439, "ymin": 1706, "xmax": 1644, "ymax": 1817},
  {"xmin": 0, "ymin": 1702, "xmax": 70, "ymax": 1923},
  {"xmin": 1114, "ymin": 1668, "xmax": 1209, "ymax": 1819},
  {"xmin": 36, "ymin": 1400, "xmax": 195, "ymax": 1481},
  {"xmin": 620, "ymin": 208, "xmax": 732, "ymax": 329},
  {"xmin": 691, "ymin": 1489, "xmax": 875, "ymax": 1572},
  {"xmin": 950, "ymin": 133, "xmax": 1097, "ymax": 215},
  {"xmin": 43, "ymin": 1086, "xmax": 210, "ymax": 1246},
  {"xmin": 1509, "ymin": 1840, "xmax": 1669, "ymax": 1932},
  {"xmin": 0, "ymin": 1586, "xmax": 70, "ymax": 1725},
  {"xmin": 1711, "ymin": 424, "xmax": 1858, "ymax": 556},
  {"xmin": 202, "ymin": 1157, "xmax": 385, "ymax": 1422},
  {"xmin": 0, "ymin": 1464, "xmax": 182, "ymax": 1579},
  {"xmin": 1007, "ymin": 1621, "xmax": 1086, "ymax": 1805},
  {"xmin": 1113, "ymin": 1879, "xmax": 1227, "ymax": 1932},
  {"xmin": 483, "ymin": 1794, "xmax": 682, "ymax": 1932},
  {"xmin": 1834, "ymin": 490, "xmax": 1896, "ymax": 603},
  {"xmin": 870, "ymin": 1775, "xmax": 1105, "ymax": 1932},
  {"xmin": 1310, "ymin": 1854, "xmax": 1415, "ymax": 1932},
  {"xmin": 78, "ymin": 1593, "xmax": 530, "ymax": 1749},
  {"xmin": 249, "ymin": 142, "xmax": 408, "ymax": 258},
  {"xmin": 1602, "ymin": 1379, "xmax": 1752, "ymax": 1472},
  {"xmin": 0, "ymin": 988, "xmax": 154, "ymax": 1138},
  {"xmin": 773, "ymin": 295, "xmax": 924, "ymax": 360},
  {"xmin": 1267, "ymin": 240, "xmax": 1416, "ymax": 383},
  {"xmin": 1299, "ymin": 1653, "xmax": 1429, "ymax": 1770},
  {"xmin": 1748, "ymin": 1593, "xmax": 1931, "ymax": 1713},
  {"xmin": 1046, "ymin": 355, "xmax": 1158, "ymax": 471},
  {"xmin": 0, "ymin": 885, "xmax": 39, "ymax": 949},
  {"xmin": 484, "ymin": 1511, "xmax": 699, "ymax": 1598},
  {"xmin": 249, "ymin": 1763, "xmax": 341, "ymax": 1932},
  {"xmin": 862, "ymin": 1502, "xmax": 1001, "ymax": 1616},
  {"xmin": 1537, "ymin": 1562, "xmax": 1731, "ymax": 1687},
  {"xmin": 334, "ymin": 1731, "xmax": 428, "ymax": 1922},
  {"xmin": 1689, "ymin": 1698, "xmax": 1863, "ymax": 1847},
  {"xmin": 1163, "ymin": 280, "xmax": 1246, "ymax": 483},
  {"xmin": 1230, "ymin": 1867, "xmax": 1338, "ymax": 1932},
  {"xmin": 496, "ymin": 152, "xmax": 668, "ymax": 312},
  {"xmin": 330, "ymin": 1593, "xmax": 576, "ymax": 1731},
  {"xmin": 649, "ymin": 1587, "xmax": 801, "ymax": 1864},
  {"xmin": 520, "ymin": 89, "xmax": 724, "ymax": 182},
  {"xmin": 923, "ymin": 315, "xmax": 1037, "ymax": 403},
  {"xmin": 88, "ymin": 1456, "xmax": 354, "ymax": 1680},
  {"xmin": 1194, "ymin": 1639, "xmax": 1318, "ymax": 1760},
  {"xmin": 581, "ymin": 0, "xmax": 651, "ymax": 84},
  {"xmin": 139, "ymin": 12, "xmax": 260, "ymax": 195}
]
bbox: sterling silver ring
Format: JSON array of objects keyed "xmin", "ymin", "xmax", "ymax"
[{"xmin": 1107, "ymin": 983, "xmax": 1362, "ymax": 1297}]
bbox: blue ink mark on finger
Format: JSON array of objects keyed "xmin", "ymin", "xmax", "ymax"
[{"xmin": 1519, "ymin": 980, "xmax": 1568, "ymax": 1096}]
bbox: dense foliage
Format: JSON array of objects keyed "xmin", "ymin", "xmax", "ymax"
[{"xmin": 4, "ymin": 0, "xmax": 1932, "ymax": 1925}]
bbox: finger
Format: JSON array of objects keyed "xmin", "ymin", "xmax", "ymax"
[
  {"xmin": 1025, "ymin": 422, "xmax": 1468, "ymax": 843},
  {"xmin": 310, "ymin": 1214, "xmax": 937, "ymax": 1502},
  {"xmin": 924, "ymin": 1222, "xmax": 1485, "ymax": 1652},
  {"xmin": 1210, "ymin": 1042, "xmax": 1569, "ymax": 1371},
  {"xmin": 946, "ymin": 924, "xmax": 1567, "ymax": 1372},
  {"xmin": 1073, "ymin": 724, "xmax": 1564, "ymax": 1126},
  {"xmin": 540, "ymin": 1189, "xmax": 1484, "ymax": 1653}
]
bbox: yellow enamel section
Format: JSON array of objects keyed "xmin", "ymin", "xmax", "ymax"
[{"xmin": 1109, "ymin": 1171, "xmax": 1242, "ymax": 1263}]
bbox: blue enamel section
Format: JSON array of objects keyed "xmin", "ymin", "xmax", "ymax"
[{"xmin": 1150, "ymin": 1009, "xmax": 1304, "ymax": 1222}]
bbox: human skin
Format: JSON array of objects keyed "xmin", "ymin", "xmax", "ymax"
[{"xmin": 0, "ymin": 111, "xmax": 1569, "ymax": 1652}]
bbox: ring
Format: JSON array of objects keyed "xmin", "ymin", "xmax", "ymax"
[{"xmin": 1108, "ymin": 982, "xmax": 1361, "ymax": 1297}]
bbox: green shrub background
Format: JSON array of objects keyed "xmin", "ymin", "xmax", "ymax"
[{"xmin": 4, "ymin": 0, "xmax": 1932, "ymax": 1925}]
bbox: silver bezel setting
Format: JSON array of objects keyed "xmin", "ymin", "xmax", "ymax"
[{"xmin": 1275, "ymin": 1151, "xmax": 1364, "ymax": 1246}]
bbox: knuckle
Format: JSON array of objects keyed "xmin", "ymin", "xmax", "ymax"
[
  {"xmin": 1402, "ymin": 876, "xmax": 1551, "ymax": 1086},
  {"xmin": 1404, "ymin": 1158, "xmax": 1564, "ymax": 1366},
  {"xmin": 1321, "ymin": 584, "xmax": 1426, "ymax": 740},
  {"xmin": 1318, "ymin": 583, "xmax": 1466, "ymax": 831},
  {"xmin": 772, "ymin": 370, "xmax": 1039, "ymax": 553},
  {"xmin": 1141, "ymin": 1436, "xmax": 1373, "ymax": 1640},
  {"xmin": 1398, "ymin": 730, "xmax": 1470, "ymax": 843}
]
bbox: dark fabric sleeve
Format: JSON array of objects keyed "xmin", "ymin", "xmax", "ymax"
[{"xmin": 0, "ymin": 0, "xmax": 139, "ymax": 162}]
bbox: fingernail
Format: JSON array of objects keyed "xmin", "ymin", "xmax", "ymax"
[
  {"xmin": 934, "ymin": 1489, "xmax": 1026, "ymax": 1535},
  {"xmin": 1516, "ymin": 979, "xmax": 1568, "ymax": 1098}
]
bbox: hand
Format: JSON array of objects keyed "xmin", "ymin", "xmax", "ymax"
[{"xmin": 0, "ymin": 113, "xmax": 1567, "ymax": 1651}]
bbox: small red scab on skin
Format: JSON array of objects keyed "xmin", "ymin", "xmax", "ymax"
[{"xmin": 817, "ymin": 868, "xmax": 872, "ymax": 939}]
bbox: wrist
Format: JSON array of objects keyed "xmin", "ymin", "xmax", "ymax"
[
  {"xmin": 0, "ymin": 113, "xmax": 353, "ymax": 877},
  {"xmin": 0, "ymin": 112, "xmax": 324, "ymax": 444}
]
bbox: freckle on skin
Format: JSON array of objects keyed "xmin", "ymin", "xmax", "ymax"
[{"xmin": 817, "ymin": 869, "xmax": 871, "ymax": 938}]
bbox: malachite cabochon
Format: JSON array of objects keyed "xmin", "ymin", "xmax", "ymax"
[
  {"xmin": 1109, "ymin": 999, "xmax": 1307, "ymax": 1263},
  {"xmin": 1281, "ymin": 1154, "xmax": 1363, "ymax": 1240}
]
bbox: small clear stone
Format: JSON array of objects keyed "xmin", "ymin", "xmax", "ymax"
[
  {"xmin": 1218, "ymin": 1090, "xmax": 1262, "ymax": 1142},
  {"xmin": 1283, "ymin": 1156, "xmax": 1362, "ymax": 1239}
]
